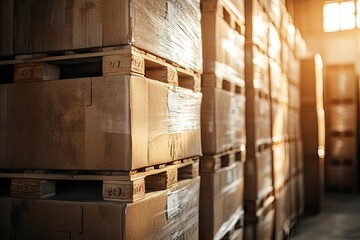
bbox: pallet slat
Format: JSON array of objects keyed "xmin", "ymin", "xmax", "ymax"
[
  {"xmin": 0, "ymin": 157, "xmax": 199, "ymax": 202},
  {"xmin": 0, "ymin": 46, "xmax": 201, "ymax": 91}
]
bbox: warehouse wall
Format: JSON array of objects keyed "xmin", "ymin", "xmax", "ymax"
[{"xmin": 289, "ymin": 0, "xmax": 360, "ymax": 73}]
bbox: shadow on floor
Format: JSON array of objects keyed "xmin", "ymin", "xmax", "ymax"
[{"xmin": 292, "ymin": 194, "xmax": 360, "ymax": 240}]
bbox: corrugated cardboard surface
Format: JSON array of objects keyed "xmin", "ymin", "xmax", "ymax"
[
  {"xmin": 330, "ymin": 136, "xmax": 356, "ymax": 162},
  {"xmin": 329, "ymin": 104, "xmax": 357, "ymax": 132},
  {"xmin": 244, "ymin": 208, "xmax": 275, "ymax": 240},
  {"xmin": 201, "ymin": 87, "xmax": 245, "ymax": 154},
  {"xmin": 2, "ymin": 75, "xmax": 201, "ymax": 170},
  {"xmin": 0, "ymin": 0, "xmax": 13, "ymax": 56},
  {"xmin": 2, "ymin": 177, "xmax": 200, "ymax": 240},
  {"xmin": 202, "ymin": 11, "xmax": 244, "ymax": 76},
  {"xmin": 0, "ymin": 197, "xmax": 11, "ymax": 239},
  {"xmin": 273, "ymin": 142, "xmax": 289, "ymax": 190},
  {"xmin": 200, "ymin": 161, "xmax": 244, "ymax": 239},
  {"xmin": 0, "ymin": 85, "xmax": 7, "ymax": 163},
  {"xmin": 274, "ymin": 186, "xmax": 291, "ymax": 240},
  {"xmin": 245, "ymin": 147, "xmax": 273, "ymax": 201},
  {"xmin": 13, "ymin": 0, "xmax": 202, "ymax": 72}
]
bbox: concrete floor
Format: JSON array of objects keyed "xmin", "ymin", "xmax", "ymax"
[{"xmin": 292, "ymin": 194, "xmax": 360, "ymax": 240}]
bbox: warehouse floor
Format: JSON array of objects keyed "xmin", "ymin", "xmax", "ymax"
[{"xmin": 292, "ymin": 193, "xmax": 360, "ymax": 239}]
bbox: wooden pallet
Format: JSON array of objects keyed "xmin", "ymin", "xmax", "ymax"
[
  {"xmin": 0, "ymin": 45, "xmax": 201, "ymax": 91},
  {"xmin": 201, "ymin": 0, "xmax": 245, "ymax": 36},
  {"xmin": 0, "ymin": 157, "xmax": 199, "ymax": 202},
  {"xmin": 330, "ymin": 98, "xmax": 355, "ymax": 104},
  {"xmin": 200, "ymin": 147, "xmax": 246, "ymax": 173},
  {"xmin": 245, "ymin": 188, "xmax": 274, "ymax": 216},
  {"xmin": 202, "ymin": 73, "xmax": 245, "ymax": 94},
  {"xmin": 330, "ymin": 131, "xmax": 354, "ymax": 137}
]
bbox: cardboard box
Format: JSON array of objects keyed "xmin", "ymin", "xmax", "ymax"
[
  {"xmin": 0, "ymin": 0, "xmax": 13, "ymax": 56},
  {"xmin": 268, "ymin": 23, "xmax": 281, "ymax": 61},
  {"xmin": 200, "ymin": 161, "xmax": 244, "ymax": 239},
  {"xmin": 289, "ymin": 140, "xmax": 298, "ymax": 176},
  {"xmin": 274, "ymin": 185, "xmax": 290, "ymax": 240},
  {"xmin": 0, "ymin": 85, "xmax": 6, "ymax": 163},
  {"xmin": 290, "ymin": 176, "xmax": 298, "ymax": 219},
  {"xmin": 251, "ymin": 0, "xmax": 269, "ymax": 51},
  {"xmin": 297, "ymin": 171, "xmax": 305, "ymax": 215},
  {"xmin": 0, "ymin": 197, "xmax": 11, "ymax": 239},
  {"xmin": 14, "ymin": 0, "xmax": 202, "ymax": 72},
  {"xmin": 2, "ymin": 75, "xmax": 202, "ymax": 170},
  {"xmin": 245, "ymin": 147, "xmax": 273, "ymax": 201},
  {"xmin": 329, "ymin": 104, "xmax": 357, "ymax": 132},
  {"xmin": 252, "ymin": 46, "xmax": 270, "ymax": 93},
  {"xmin": 273, "ymin": 142, "xmax": 289, "ymax": 190},
  {"xmin": 201, "ymin": 87, "xmax": 245, "ymax": 154},
  {"xmin": 254, "ymin": 96, "xmax": 271, "ymax": 142},
  {"xmin": 327, "ymin": 65, "xmax": 357, "ymax": 100},
  {"xmin": 202, "ymin": 10, "xmax": 245, "ymax": 78},
  {"xmin": 271, "ymin": 101, "xmax": 286, "ymax": 139},
  {"xmin": 244, "ymin": 208, "xmax": 275, "ymax": 240},
  {"xmin": 329, "ymin": 136, "xmax": 356, "ymax": 165},
  {"xmin": 3, "ymin": 177, "xmax": 200, "ymax": 240}
]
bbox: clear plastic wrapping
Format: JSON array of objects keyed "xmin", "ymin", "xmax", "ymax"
[
  {"xmin": 6, "ymin": 177, "xmax": 200, "ymax": 240},
  {"xmin": 255, "ymin": 95, "xmax": 271, "ymax": 143},
  {"xmin": 3, "ymin": 75, "xmax": 202, "ymax": 171},
  {"xmin": 253, "ymin": 46, "xmax": 270, "ymax": 94},
  {"xmin": 252, "ymin": 0, "xmax": 269, "ymax": 51},
  {"xmin": 214, "ymin": 208, "xmax": 244, "ymax": 240},
  {"xmin": 202, "ymin": 0, "xmax": 245, "ymax": 83},
  {"xmin": 269, "ymin": 0, "xmax": 281, "ymax": 28},
  {"xmin": 131, "ymin": 0, "xmax": 202, "ymax": 72},
  {"xmin": 269, "ymin": 59, "xmax": 282, "ymax": 99},
  {"xmin": 268, "ymin": 23, "xmax": 281, "ymax": 61},
  {"xmin": 14, "ymin": 0, "xmax": 203, "ymax": 72},
  {"xmin": 257, "ymin": 147, "xmax": 274, "ymax": 198},
  {"xmin": 146, "ymin": 177, "xmax": 200, "ymax": 240},
  {"xmin": 201, "ymin": 87, "xmax": 245, "ymax": 154},
  {"xmin": 295, "ymin": 29, "xmax": 310, "ymax": 58},
  {"xmin": 273, "ymin": 142, "xmax": 289, "ymax": 189},
  {"xmin": 149, "ymin": 84, "xmax": 202, "ymax": 138}
]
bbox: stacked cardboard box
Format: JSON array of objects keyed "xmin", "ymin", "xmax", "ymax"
[
  {"xmin": 0, "ymin": 0, "xmax": 13, "ymax": 56},
  {"xmin": 244, "ymin": 1, "xmax": 275, "ymax": 239},
  {"xmin": 300, "ymin": 55, "xmax": 325, "ymax": 214},
  {"xmin": 325, "ymin": 65, "xmax": 358, "ymax": 192},
  {"xmin": 0, "ymin": 1, "xmax": 203, "ymax": 239},
  {"xmin": 200, "ymin": 0, "xmax": 246, "ymax": 238},
  {"xmin": 0, "ymin": 177, "xmax": 200, "ymax": 240},
  {"xmin": 245, "ymin": 0, "xmax": 307, "ymax": 239}
]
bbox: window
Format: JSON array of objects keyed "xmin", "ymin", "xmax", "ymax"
[{"xmin": 323, "ymin": 1, "xmax": 359, "ymax": 32}]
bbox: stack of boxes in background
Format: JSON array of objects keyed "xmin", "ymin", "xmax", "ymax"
[
  {"xmin": 300, "ymin": 55, "xmax": 325, "ymax": 215},
  {"xmin": 244, "ymin": 0, "xmax": 307, "ymax": 239},
  {"xmin": 268, "ymin": 2, "xmax": 291, "ymax": 239},
  {"xmin": 0, "ymin": 0, "xmax": 203, "ymax": 239},
  {"xmin": 200, "ymin": 0, "xmax": 246, "ymax": 239},
  {"xmin": 0, "ymin": 0, "xmax": 313, "ymax": 239},
  {"xmin": 244, "ymin": 0, "xmax": 275, "ymax": 239},
  {"xmin": 325, "ymin": 65, "xmax": 358, "ymax": 192}
]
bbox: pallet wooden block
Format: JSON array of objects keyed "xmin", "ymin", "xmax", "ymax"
[
  {"xmin": 0, "ymin": 157, "xmax": 199, "ymax": 203},
  {"xmin": 200, "ymin": 147, "xmax": 245, "ymax": 173},
  {"xmin": 0, "ymin": 46, "xmax": 201, "ymax": 91},
  {"xmin": 10, "ymin": 179, "xmax": 55, "ymax": 199}
]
